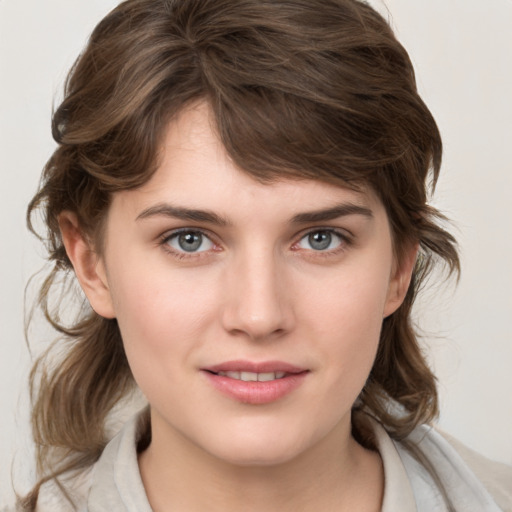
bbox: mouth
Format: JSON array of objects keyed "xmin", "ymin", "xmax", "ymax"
[
  {"xmin": 201, "ymin": 361, "xmax": 309, "ymax": 404},
  {"xmin": 212, "ymin": 370, "xmax": 287, "ymax": 382}
]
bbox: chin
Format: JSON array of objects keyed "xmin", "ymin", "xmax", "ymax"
[
  {"xmin": 212, "ymin": 444, "xmax": 300, "ymax": 468},
  {"xmin": 199, "ymin": 425, "xmax": 314, "ymax": 468}
]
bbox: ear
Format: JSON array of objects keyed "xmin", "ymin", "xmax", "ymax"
[
  {"xmin": 58, "ymin": 211, "xmax": 116, "ymax": 319},
  {"xmin": 383, "ymin": 242, "xmax": 419, "ymax": 318}
]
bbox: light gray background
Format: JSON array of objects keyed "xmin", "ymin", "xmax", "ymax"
[{"xmin": 1, "ymin": 0, "xmax": 511, "ymax": 505}]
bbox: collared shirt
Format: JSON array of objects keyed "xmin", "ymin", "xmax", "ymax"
[{"xmin": 24, "ymin": 411, "xmax": 512, "ymax": 512}]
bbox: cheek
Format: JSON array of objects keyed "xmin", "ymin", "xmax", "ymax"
[
  {"xmin": 300, "ymin": 260, "xmax": 391, "ymax": 387},
  {"xmin": 106, "ymin": 256, "xmax": 219, "ymax": 370},
  {"xmin": 304, "ymin": 260, "xmax": 391, "ymax": 339}
]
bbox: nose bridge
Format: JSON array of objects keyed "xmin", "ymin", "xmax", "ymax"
[{"xmin": 222, "ymin": 243, "xmax": 294, "ymax": 340}]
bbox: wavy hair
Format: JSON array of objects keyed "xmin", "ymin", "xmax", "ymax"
[{"xmin": 23, "ymin": 0, "xmax": 459, "ymax": 507}]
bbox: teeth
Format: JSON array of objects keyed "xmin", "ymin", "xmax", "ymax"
[
  {"xmin": 216, "ymin": 371, "xmax": 287, "ymax": 381},
  {"xmin": 240, "ymin": 371, "xmax": 258, "ymax": 382},
  {"xmin": 257, "ymin": 372, "xmax": 276, "ymax": 382}
]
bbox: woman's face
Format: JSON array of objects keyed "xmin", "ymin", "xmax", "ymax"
[{"xmin": 90, "ymin": 102, "xmax": 413, "ymax": 466}]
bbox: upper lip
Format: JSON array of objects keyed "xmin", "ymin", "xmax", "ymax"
[{"xmin": 203, "ymin": 360, "xmax": 307, "ymax": 374}]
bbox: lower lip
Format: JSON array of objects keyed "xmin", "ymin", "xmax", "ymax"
[{"xmin": 203, "ymin": 371, "xmax": 308, "ymax": 404}]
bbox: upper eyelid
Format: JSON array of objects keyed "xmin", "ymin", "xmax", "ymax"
[
  {"xmin": 295, "ymin": 226, "xmax": 352, "ymax": 241},
  {"xmin": 161, "ymin": 227, "xmax": 216, "ymax": 242},
  {"xmin": 159, "ymin": 227, "xmax": 219, "ymax": 254},
  {"xmin": 291, "ymin": 228, "xmax": 352, "ymax": 254}
]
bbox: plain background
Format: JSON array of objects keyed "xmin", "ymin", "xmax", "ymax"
[{"xmin": 1, "ymin": 0, "xmax": 511, "ymax": 505}]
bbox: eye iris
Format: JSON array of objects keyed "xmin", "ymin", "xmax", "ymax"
[
  {"xmin": 308, "ymin": 231, "xmax": 332, "ymax": 250},
  {"xmin": 178, "ymin": 232, "xmax": 202, "ymax": 252}
]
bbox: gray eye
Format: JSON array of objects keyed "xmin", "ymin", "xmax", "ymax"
[
  {"xmin": 308, "ymin": 231, "xmax": 332, "ymax": 250},
  {"xmin": 168, "ymin": 231, "xmax": 214, "ymax": 253},
  {"xmin": 297, "ymin": 230, "xmax": 342, "ymax": 251},
  {"xmin": 178, "ymin": 232, "xmax": 202, "ymax": 252}
]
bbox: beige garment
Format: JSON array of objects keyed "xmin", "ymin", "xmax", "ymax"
[
  {"xmin": 373, "ymin": 420, "xmax": 511, "ymax": 511},
  {"xmin": 4, "ymin": 412, "xmax": 510, "ymax": 512},
  {"xmin": 441, "ymin": 431, "xmax": 512, "ymax": 512}
]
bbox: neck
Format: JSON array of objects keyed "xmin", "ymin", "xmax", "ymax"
[{"xmin": 138, "ymin": 410, "xmax": 383, "ymax": 512}]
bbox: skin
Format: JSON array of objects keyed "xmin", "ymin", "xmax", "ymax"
[{"xmin": 60, "ymin": 102, "xmax": 417, "ymax": 512}]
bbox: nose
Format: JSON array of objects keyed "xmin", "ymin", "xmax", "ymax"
[{"xmin": 221, "ymin": 249, "xmax": 295, "ymax": 341}]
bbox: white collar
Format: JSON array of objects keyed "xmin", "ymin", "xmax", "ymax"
[{"xmin": 85, "ymin": 411, "xmax": 501, "ymax": 512}]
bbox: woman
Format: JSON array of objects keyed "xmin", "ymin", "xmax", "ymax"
[{"xmin": 11, "ymin": 0, "xmax": 511, "ymax": 510}]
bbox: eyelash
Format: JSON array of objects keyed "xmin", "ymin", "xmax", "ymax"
[
  {"xmin": 159, "ymin": 227, "xmax": 352, "ymax": 260},
  {"xmin": 159, "ymin": 228, "xmax": 219, "ymax": 260},
  {"xmin": 292, "ymin": 228, "xmax": 352, "ymax": 256}
]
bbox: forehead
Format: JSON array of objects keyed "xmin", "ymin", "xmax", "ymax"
[{"xmin": 110, "ymin": 101, "xmax": 386, "ymax": 223}]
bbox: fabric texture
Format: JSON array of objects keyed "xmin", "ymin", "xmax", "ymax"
[{"xmin": 5, "ymin": 411, "xmax": 511, "ymax": 512}]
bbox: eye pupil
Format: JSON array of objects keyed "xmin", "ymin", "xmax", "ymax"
[
  {"xmin": 308, "ymin": 231, "xmax": 332, "ymax": 250},
  {"xmin": 178, "ymin": 232, "xmax": 202, "ymax": 252}
]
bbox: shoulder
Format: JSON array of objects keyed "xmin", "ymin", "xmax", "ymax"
[
  {"xmin": 438, "ymin": 430, "xmax": 512, "ymax": 511},
  {"xmin": 369, "ymin": 418, "xmax": 512, "ymax": 511},
  {"xmin": 35, "ymin": 468, "xmax": 93, "ymax": 512},
  {"xmin": 399, "ymin": 423, "xmax": 511, "ymax": 511},
  {"xmin": 1, "ymin": 469, "xmax": 93, "ymax": 512},
  {"xmin": 18, "ymin": 406, "xmax": 150, "ymax": 512}
]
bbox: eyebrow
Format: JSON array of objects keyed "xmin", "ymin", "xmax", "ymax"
[
  {"xmin": 136, "ymin": 204, "xmax": 230, "ymax": 225},
  {"xmin": 136, "ymin": 204, "xmax": 229, "ymax": 225},
  {"xmin": 136, "ymin": 202, "xmax": 373, "ymax": 225},
  {"xmin": 290, "ymin": 203, "xmax": 373, "ymax": 224}
]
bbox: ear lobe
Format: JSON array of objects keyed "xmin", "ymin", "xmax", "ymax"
[
  {"xmin": 58, "ymin": 211, "xmax": 116, "ymax": 319},
  {"xmin": 383, "ymin": 243, "xmax": 419, "ymax": 318}
]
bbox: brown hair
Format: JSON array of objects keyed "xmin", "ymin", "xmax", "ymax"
[{"xmin": 24, "ymin": 0, "xmax": 459, "ymax": 507}]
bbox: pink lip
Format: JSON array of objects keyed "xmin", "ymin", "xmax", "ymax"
[
  {"xmin": 204, "ymin": 360, "xmax": 306, "ymax": 374},
  {"xmin": 201, "ymin": 360, "xmax": 309, "ymax": 405}
]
